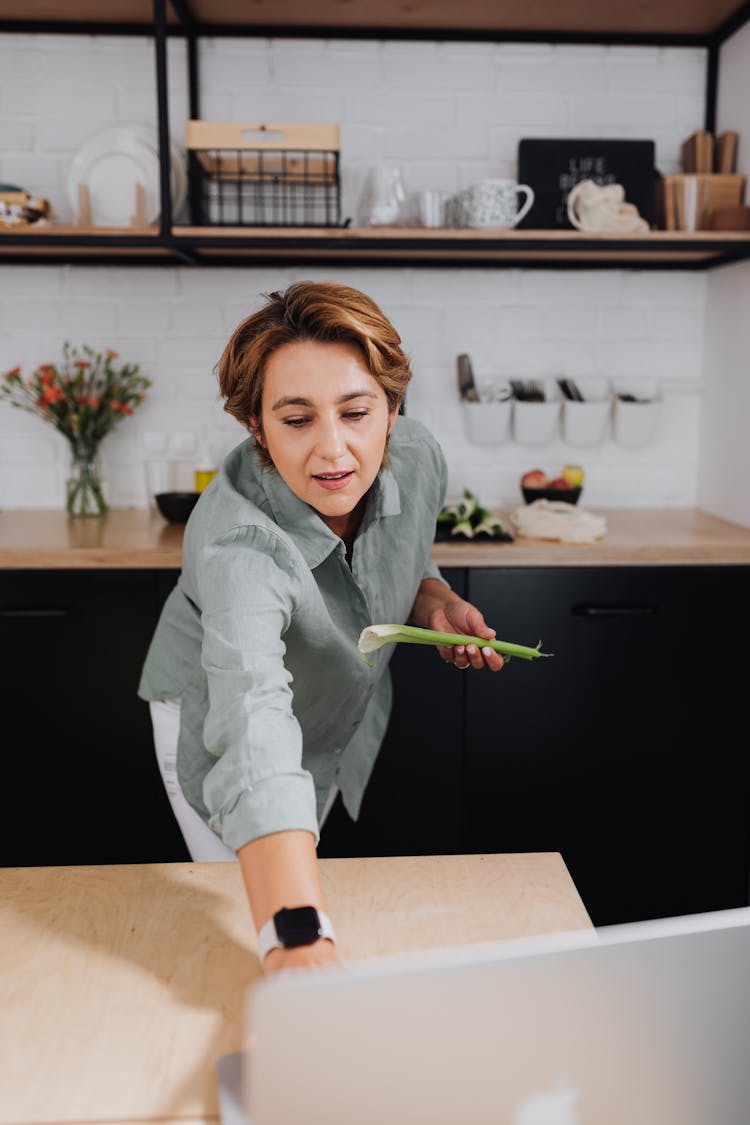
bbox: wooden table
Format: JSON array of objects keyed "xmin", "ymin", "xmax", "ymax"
[{"xmin": 1, "ymin": 855, "xmax": 590, "ymax": 1125}]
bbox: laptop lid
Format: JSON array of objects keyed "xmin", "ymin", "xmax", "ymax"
[{"xmin": 244, "ymin": 906, "xmax": 750, "ymax": 1125}]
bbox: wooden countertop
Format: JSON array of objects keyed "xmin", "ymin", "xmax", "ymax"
[
  {"xmin": 1, "ymin": 506, "xmax": 750, "ymax": 568},
  {"xmin": 0, "ymin": 854, "xmax": 590, "ymax": 1125}
]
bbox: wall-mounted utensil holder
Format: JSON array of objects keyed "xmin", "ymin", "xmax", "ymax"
[
  {"xmin": 462, "ymin": 398, "xmax": 513, "ymax": 445},
  {"xmin": 561, "ymin": 376, "xmax": 612, "ymax": 446},
  {"xmin": 462, "ymin": 378, "xmax": 512, "ymax": 445},
  {"xmin": 613, "ymin": 378, "xmax": 661, "ymax": 446},
  {"xmin": 512, "ymin": 379, "xmax": 561, "ymax": 445}
]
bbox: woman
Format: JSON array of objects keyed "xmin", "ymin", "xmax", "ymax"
[{"xmin": 139, "ymin": 281, "xmax": 503, "ymax": 974}]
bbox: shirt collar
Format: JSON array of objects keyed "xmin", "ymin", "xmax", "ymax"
[
  {"xmin": 367, "ymin": 465, "xmax": 401, "ymax": 521},
  {"xmin": 260, "ymin": 463, "xmax": 402, "ymax": 571}
]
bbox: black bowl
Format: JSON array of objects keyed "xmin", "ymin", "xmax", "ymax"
[
  {"xmin": 155, "ymin": 491, "xmax": 201, "ymax": 523},
  {"xmin": 522, "ymin": 486, "xmax": 582, "ymax": 505}
]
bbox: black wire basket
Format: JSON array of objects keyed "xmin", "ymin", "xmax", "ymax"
[{"xmin": 186, "ymin": 121, "xmax": 343, "ymax": 228}]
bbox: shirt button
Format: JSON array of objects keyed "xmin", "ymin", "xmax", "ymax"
[{"xmin": 334, "ymin": 747, "xmax": 343, "ymax": 755}]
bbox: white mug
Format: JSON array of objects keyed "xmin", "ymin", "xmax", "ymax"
[
  {"xmin": 454, "ymin": 179, "xmax": 535, "ymax": 229},
  {"xmin": 417, "ymin": 190, "xmax": 447, "ymax": 228}
]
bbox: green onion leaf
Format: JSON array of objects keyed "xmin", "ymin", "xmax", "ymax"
[{"xmin": 357, "ymin": 623, "xmax": 552, "ymax": 667}]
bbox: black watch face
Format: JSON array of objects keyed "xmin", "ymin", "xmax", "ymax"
[{"xmin": 275, "ymin": 906, "xmax": 322, "ymax": 948}]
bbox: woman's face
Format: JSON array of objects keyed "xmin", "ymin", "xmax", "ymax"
[{"xmin": 251, "ymin": 340, "xmax": 398, "ymax": 536}]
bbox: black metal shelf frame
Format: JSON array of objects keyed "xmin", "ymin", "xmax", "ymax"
[
  {"xmin": 3, "ymin": 230, "xmax": 750, "ymax": 270},
  {"xmin": 0, "ymin": 0, "xmax": 749, "ymax": 268}
]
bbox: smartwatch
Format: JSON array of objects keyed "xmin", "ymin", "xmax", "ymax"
[{"xmin": 257, "ymin": 906, "xmax": 336, "ymax": 963}]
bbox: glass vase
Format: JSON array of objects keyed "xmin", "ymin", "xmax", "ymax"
[{"xmin": 66, "ymin": 443, "xmax": 108, "ymax": 517}]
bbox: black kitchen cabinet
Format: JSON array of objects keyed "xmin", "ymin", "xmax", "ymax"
[
  {"xmin": 0, "ymin": 569, "xmax": 189, "ymax": 866},
  {"xmin": 463, "ymin": 566, "xmax": 750, "ymax": 926},
  {"xmin": 319, "ymin": 568, "xmax": 466, "ymax": 859},
  {"xmin": 0, "ymin": 566, "xmax": 466, "ymax": 867},
  {"xmin": 4, "ymin": 562, "xmax": 749, "ymax": 930}
]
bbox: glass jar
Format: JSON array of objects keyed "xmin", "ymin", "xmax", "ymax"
[{"xmin": 66, "ymin": 442, "xmax": 108, "ymax": 517}]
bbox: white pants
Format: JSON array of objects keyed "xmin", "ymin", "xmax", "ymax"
[
  {"xmin": 149, "ymin": 698, "xmax": 338, "ymax": 862},
  {"xmin": 150, "ymin": 698, "xmax": 237, "ymax": 861}
]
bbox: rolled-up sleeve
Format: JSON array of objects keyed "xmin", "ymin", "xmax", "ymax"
[
  {"xmin": 422, "ymin": 557, "xmax": 446, "ymax": 584},
  {"xmin": 196, "ymin": 524, "xmax": 319, "ymax": 851}
]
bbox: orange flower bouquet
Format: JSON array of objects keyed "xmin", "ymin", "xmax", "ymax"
[{"xmin": 1, "ymin": 342, "xmax": 151, "ymax": 516}]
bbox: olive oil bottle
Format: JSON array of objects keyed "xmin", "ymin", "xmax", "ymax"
[{"xmin": 194, "ymin": 447, "xmax": 217, "ymax": 493}]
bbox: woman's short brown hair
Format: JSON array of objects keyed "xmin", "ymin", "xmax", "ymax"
[{"xmin": 216, "ymin": 281, "xmax": 412, "ymax": 468}]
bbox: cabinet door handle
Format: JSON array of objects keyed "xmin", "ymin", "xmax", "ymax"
[
  {"xmin": 0, "ymin": 608, "xmax": 71, "ymax": 619},
  {"xmin": 572, "ymin": 603, "xmax": 658, "ymax": 618}
]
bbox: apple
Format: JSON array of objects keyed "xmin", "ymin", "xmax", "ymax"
[
  {"xmin": 547, "ymin": 476, "xmax": 573, "ymax": 489},
  {"xmin": 561, "ymin": 463, "xmax": 585, "ymax": 488},
  {"xmin": 520, "ymin": 469, "xmax": 548, "ymax": 489}
]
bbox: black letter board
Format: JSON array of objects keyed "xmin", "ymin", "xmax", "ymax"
[{"xmin": 517, "ymin": 138, "xmax": 656, "ymax": 229}]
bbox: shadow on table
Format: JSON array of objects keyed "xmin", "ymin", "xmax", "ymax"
[{"xmin": 2, "ymin": 862, "xmax": 256, "ymax": 1120}]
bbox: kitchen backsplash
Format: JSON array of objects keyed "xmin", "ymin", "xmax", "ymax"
[
  {"xmin": 0, "ymin": 34, "xmax": 708, "ymax": 509},
  {"xmin": 0, "ymin": 264, "xmax": 706, "ymax": 509}
]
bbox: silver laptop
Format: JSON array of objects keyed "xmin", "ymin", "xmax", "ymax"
[{"xmin": 229, "ymin": 906, "xmax": 750, "ymax": 1125}]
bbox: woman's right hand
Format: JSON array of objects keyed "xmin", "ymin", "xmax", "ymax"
[
  {"xmin": 263, "ymin": 937, "xmax": 339, "ymax": 975},
  {"xmin": 237, "ymin": 830, "xmax": 339, "ymax": 976}
]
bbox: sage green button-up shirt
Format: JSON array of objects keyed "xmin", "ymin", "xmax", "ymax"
[{"xmin": 138, "ymin": 416, "xmax": 448, "ymax": 853}]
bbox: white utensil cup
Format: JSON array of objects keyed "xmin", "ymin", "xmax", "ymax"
[
  {"xmin": 463, "ymin": 400, "xmax": 513, "ymax": 445},
  {"xmin": 613, "ymin": 379, "xmax": 661, "ymax": 446},
  {"xmin": 561, "ymin": 377, "xmax": 612, "ymax": 446},
  {"xmin": 512, "ymin": 381, "xmax": 561, "ymax": 445}
]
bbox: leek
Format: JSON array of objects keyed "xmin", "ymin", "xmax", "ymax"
[
  {"xmin": 357, "ymin": 623, "xmax": 551, "ymax": 667},
  {"xmin": 436, "ymin": 488, "xmax": 510, "ymax": 541}
]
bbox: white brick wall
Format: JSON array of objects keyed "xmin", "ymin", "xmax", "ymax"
[{"xmin": 0, "ymin": 33, "xmax": 710, "ymax": 511}]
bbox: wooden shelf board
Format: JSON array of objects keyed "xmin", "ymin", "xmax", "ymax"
[
  {"xmin": 173, "ymin": 226, "xmax": 750, "ymax": 243},
  {"xmin": 188, "ymin": 246, "xmax": 721, "ymax": 265},
  {"xmin": 0, "ymin": 224, "xmax": 160, "ymax": 237},
  {"xmin": 0, "ymin": 225, "xmax": 170, "ymax": 260},
  {"xmin": 175, "ymin": 225, "xmax": 750, "ymax": 266},
  {"xmin": 1, "ymin": 0, "xmax": 743, "ymax": 37},
  {"xmin": 0, "ymin": 247, "xmax": 175, "ymax": 260},
  {"xmin": 2, "ymin": 225, "xmax": 750, "ymax": 266},
  {"xmin": 7, "ymin": 224, "xmax": 750, "ymax": 243}
]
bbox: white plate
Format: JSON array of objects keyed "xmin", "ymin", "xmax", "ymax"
[{"xmin": 67, "ymin": 123, "xmax": 187, "ymax": 226}]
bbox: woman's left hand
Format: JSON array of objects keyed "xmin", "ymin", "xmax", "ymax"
[{"xmin": 426, "ymin": 593, "xmax": 504, "ymax": 672}]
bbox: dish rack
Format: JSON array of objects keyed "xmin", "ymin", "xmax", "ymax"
[{"xmin": 185, "ymin": 121, "xmax": 342, "ymax": 227}]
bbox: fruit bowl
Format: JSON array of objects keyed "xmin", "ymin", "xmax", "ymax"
[
  {"xmin": 520, "ymin": 465, "xmax": 584, "ymax": 505},
  {"xmin": 155, "ymin": 491, "xmax": 201, "ymax": 523},
  {"xmin": 521, "ymin": 485, "xmax": 582, "ymax": 505}
]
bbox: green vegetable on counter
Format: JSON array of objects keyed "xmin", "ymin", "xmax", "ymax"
[
  {"xmin": 436, "ymin": 489, "xmax": 512, "ymax": 541},
  {"xmin": 357, "ymin": 623, "xmax": 552, "ymax": 667}
]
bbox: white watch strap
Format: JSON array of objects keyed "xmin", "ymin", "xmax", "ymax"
[{"xmin": 257, "ymin": 909, "xmax": 336, "ymax": 963}]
